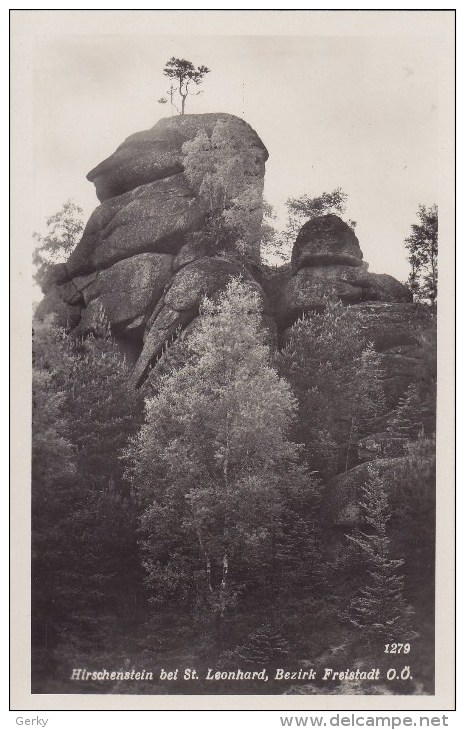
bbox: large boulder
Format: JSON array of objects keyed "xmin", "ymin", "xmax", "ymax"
[
  {"xmin": 66, "ymin": 174, "xmax": 208, "ymax": 277},
  {"xmin": 35, "ymin": 113, "xmax": 269, "ymax": 368},
  {"xmin": 35, "ymin": 116, "xmax": 418, "ymax": 394},
  {"xmin": 163, "ymin": 256, "xmax": 256, "ymax": 312},
  {"xmin": 277, "ymin": 265, "xmax": 368, "ymax": 326},
  {"xmin": 275, "ymin": 216, "xmax": 411, "ymax": 329},
  {"xmin": 87, "ymin": 113, "xmax": 269, "ymax": 202},
  {"xmin": 291, "ymin": 215, "xmax": 364, "ymax": 271},
  {"xmin": 73, "ymin": 253, "xmax": 173, "ymax": 334},
  {"xmin": 276, "ymin": 266, "xmax": 410, "ymax": 328},
  {"xmin": 361, "ymin": 272, "xmax": 412, "ymax": 303}
]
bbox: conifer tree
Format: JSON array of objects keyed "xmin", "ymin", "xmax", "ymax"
[
  {"xmin": 345, "ymin": 468, "xmax": 414, "ymax": 643},
  {"xmin": 32, "ymin": 316, "xmax": 144, "ymax": 675},
  {"xmin": 278, "ymin": 298, "xmax": 386, "ymax": 476},
  {"xmin": 387, "ymin": 382, "xmax": 435, "ymax": 450},
  {"xmin": 160, "ymin": 57, "xmax": 210, "ymax": 115},
  {"xmin": 235, "ymin": 621, "xmax": 290, "ymax": 664},
  {"xmin": 274, "ymin": 466, "xmax": 324, "ymax": 596},
  {"xmin": 389, "ymin": 434, "xmax": 436, "ymax": 596}
]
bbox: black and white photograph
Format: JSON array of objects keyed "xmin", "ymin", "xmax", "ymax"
[{"xmin": 10, "ymin": 9, "xmax": 455, "ymax": 711}]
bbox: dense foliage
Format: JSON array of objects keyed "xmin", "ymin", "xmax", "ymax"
[
  {"xmin": 32, "ymin": 317, "xmax": 144, "ymax": 675},
  {"xmin": 32, "ymin": 276, "xmax": 436, "ymax": 695},
  {"xmin": 182, "ymin": 120, "xmax": 263, "ymax": 260},
  {"xmin": 277, "ymin": 298, "xmax": 386, "ymax": 476}
]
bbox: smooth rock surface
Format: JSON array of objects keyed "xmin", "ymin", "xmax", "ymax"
[{"xmin": 88, "ymin": 113, "xmax": 269, "ymax": 202}]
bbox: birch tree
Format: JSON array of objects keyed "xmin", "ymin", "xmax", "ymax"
[{"xmin": 128, "ymin": 280, "xmax": 298, "ymax": 619}]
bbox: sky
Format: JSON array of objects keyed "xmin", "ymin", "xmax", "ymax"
[{"xmin": 32, "ymin": 30, "xmax": 440, "ymax": 282}]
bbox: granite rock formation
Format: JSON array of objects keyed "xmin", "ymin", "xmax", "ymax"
[
  {"xmin": 37, "ymin": 113, "xmax": 420, "ymax": 409},
  {"xmin": 271, "ymin": 215, "xmax": 412, "ymax": 329},
  {"xmin": 38, "ymin": 113, "xmax": 270, "ymax": 380}
]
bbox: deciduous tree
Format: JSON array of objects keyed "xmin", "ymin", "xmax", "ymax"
[
  {"xmin": 128, "ymin": 280, "xmax": 299, "ymax": 620},
  {"xmin": 33, "ymin": 200, "xmax": 84, "ymax": 289},
  {"xmin": 404, "ymin": 204, "xmax": 438, "ymax": 307}
]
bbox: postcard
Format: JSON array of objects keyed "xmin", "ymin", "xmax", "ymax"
[{"xmin": 10, "ymin": 9, "xmax": 455, "ymax": 712}]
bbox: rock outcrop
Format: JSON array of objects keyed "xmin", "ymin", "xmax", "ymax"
[
  {"xmin": 87, "ymin": 113, "xmax": 268, "ymax": 203},
  {"xmin": 66, "ymin": 175, "xmax": 208, "ymax": 277},
  {"xmin": 131, "ymin": 256, "xmax": 264, "ymax": 387},
  {"xmin": 38, "ymin": 113, "xmax": 271, "ymax": 383},
  {"xmin": 291, "ymin": 214, "xmax": 364, "ymax": 270},
  {"xmin": 276, "ymin": 215, "xmax": 412, "ymax": 328},
  {"xmin": 37, "ymin": 113, "xmax": 418, "ymax": 404}
]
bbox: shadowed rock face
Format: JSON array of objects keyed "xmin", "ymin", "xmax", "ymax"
[
  {"xmin": 74, "ymin": 253, "xmax": 174, "ymax": 337},
  {"xmin": 131, "ymin": 256, "xmax": 266, "ymax": 387},
  {"xmin": 291, "ymin": 214, "xmax": 364, "ymax": 270},
  {"xmin": 36, "ymin": 114, "xmax": 416, "ymax": 398}
]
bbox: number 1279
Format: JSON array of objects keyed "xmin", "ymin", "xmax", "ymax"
[{"xmin": 384, "ymin": 643, "xmax": 410, "ymax": 654}]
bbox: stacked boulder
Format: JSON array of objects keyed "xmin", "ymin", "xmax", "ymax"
[
  {"xmin": 37, "ymin": 113, "xmax": 422, "ymax": 407},
  {"xmin": 272, "ymin": 214, "xmax": 411, "ymax": 329},
  {"xmin": 37, "ymin": 113, "xmax": 270, "ymax": 383},
  {"xmin": 35, "ymin": 112, "xmax": 436, "ymax": 537}
]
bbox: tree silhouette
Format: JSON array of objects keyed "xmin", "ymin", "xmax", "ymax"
[
  {"xmin": 404, "ymin": 204, "xmax": 438, "ymax": 307},
  {"xmin": 159, "ymin": 57, "xmax": 210, "ymax": 115},
  {"xmin": 344, "ymin": 468, "xmax": 414, "ymax": 643},
  {"xmin": 33, "ymin": 200, "xmax": 84, "ymax": 289}
]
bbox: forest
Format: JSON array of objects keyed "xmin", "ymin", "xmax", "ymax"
[{"xmin": 31, "ymin": 87, "xmax": 438, "ymax": 695}]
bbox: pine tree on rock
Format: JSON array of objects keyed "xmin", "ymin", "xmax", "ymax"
[{"xmin": 161, "ymin": 57, "xmax": 210, "ymax": 115}]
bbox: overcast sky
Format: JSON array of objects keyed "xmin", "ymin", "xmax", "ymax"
[{"xmin": 33, "ymin": 30, "xmax": 440, "ymax": 281}]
